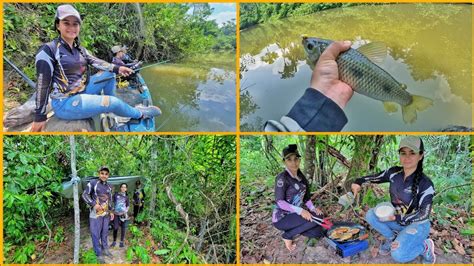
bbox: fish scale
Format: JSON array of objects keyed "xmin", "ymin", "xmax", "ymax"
[
  {"xmin": 338, "ymin": 48, "xmax": 412, "ymax": 105},
  {"xmin": 302, "ymin": 37, "xmax": 433, "ymax": 124},
  {"xmin": 304, "ymin": 37, "xmax": 412, "ymax": 105}
]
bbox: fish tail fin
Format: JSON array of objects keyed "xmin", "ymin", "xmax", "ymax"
[{"xmin": 401, "ymin": 95, "xmax": 433, "ymax": 124}]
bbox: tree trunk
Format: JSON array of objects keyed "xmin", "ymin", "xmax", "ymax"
[
  {"xmin": 133, "ymin": 3, "xmax": 147, "ymax": 59},
  {"xmin": 263, "ymin": 135, "xmax": 280, "ymax": 171},
  {"xmin": 148, "ymin": 142, "xmax": 158, "ymax": 221},
  {"xmin": 369, "ymin": 135, "xmax": 384, "ymax": 171},
  {"xmin": 69, "ymin": 136, "xmax": 80, "ymax": 264},
  {"xmin": 304, "ymin": 136, "xmax": 316, "ymax": 183},
  {"xmin": 345, "ymin": 136, "xmax": 373, "ymax": 190}
]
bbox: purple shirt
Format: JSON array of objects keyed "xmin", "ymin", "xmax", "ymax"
[
  {"xmin": 82, "ymin": 179, "xmax": 113, "ymax": 218},
  {"xmin": 113, "ymin": 192, "xmax": 129, "ymax": 215},
  {"xmin": 272, "ymin": 169, "xmax": 316, "ymax": 223}
]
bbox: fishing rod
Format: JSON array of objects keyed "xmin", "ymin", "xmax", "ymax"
[
  {"xmin": 3, "ymin": 56, "xmax": 36, "ymax": 89},
  {"xmin": 94, "ymin": 60, "xmax": 171, "ymax": 84},
  {"xmin": 133, "ymin": 59, "xmax": 170, "ymax": 72}
]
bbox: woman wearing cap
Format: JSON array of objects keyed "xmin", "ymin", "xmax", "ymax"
[
  {"xmin": 133, "ymin": 180, "xmax": 145, "ymax": 223},
  {"xmin": 31, "ymin": 4, "xmax": 161, "ymax": 132},
  {"xmin": 351, "ymin": 136, "xmax": 436, "ymax": 264},
  {"xmin": 111, "ymin": 183, "xmax": 130, "ymax": 248},
  {"xmin": 111, "ymin": 45, "xmax": 140, "ymax": 68},
  {"xmin": 272, "ymin": 144, "xmax": 327, "ymax": 251}
]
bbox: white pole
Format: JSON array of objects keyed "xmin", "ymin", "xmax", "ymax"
[{"xmin": 69, "ymin": 136, "xmax": 80, "ymax": 264}]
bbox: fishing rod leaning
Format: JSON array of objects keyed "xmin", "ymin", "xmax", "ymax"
[{"xmin": 94, "ymin": 60, "xmax": 171, "ymax": 84}]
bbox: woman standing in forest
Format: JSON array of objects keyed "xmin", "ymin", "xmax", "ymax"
[
  {"xmin": 111, "ymin": 183, "xmax": 130, "ymax": 248},
  {"xmin": 31, "ymin": 4, "xmax": 161, "ymax": 132},
  {"xmin": 351, "ymin": 136, "xmax": 436, "ymax": 263},
  {"xmin": 272, "ymin": 144, "xmax": 330, "ymax": 251},
  {"xmin": 133, "ymin": 180, "xmax": 145, "ymax": 222}
]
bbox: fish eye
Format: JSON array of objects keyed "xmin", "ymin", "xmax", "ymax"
[{"xmin": 307, "ymin": 43, "xmax": 314, "ymax": 50}]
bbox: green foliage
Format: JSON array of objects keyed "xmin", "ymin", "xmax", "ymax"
[
  {"xmin": 149, "ymin": 219, "xmax": 202, "ymax": 263},
  {"xmin": 53, "ymin": 226, "xmax": 65, "ymax": 243},
  {"xmin": 154, "ymin": 249, "xmax": 171, "ymax": 255},
  {"xmin": 12, "ymin": 242, "xmax": 35, "ymax": 264},
  {"xmin": 240, "ymin": 3, "xmax": 359, "ymax": 29},
  {"xmin": 80, "ymin": 248, "xmax": 98, "ymax": 264},
  {"xmin": 128, "ymin": 225, "xmax": 143, "ymax": 238},
  {"xmin": 126, "ymin": 245, "xmax": 151, "ymax": 263},
  {"xmin": 3, "ymin": 136, "xmax": 68, "ymax": 263},
  {"xmin": 460, "ymin": 218, "xmax": 474, "ymax": 236}
]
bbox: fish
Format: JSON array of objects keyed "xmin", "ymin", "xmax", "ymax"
[
  {"xmin": 302, "ymin": 36, "xmax": 433, "ymax": 124},
  {"xmin": 338, "ymin": 232, "xmax": 354, "ymax": 241}
]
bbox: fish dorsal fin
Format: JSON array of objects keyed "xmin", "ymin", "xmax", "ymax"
[{"xmin": 356, "ymin": 41, "xmax": 387, "ymax": 65}]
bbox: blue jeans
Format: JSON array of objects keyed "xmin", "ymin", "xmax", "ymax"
[
  {"xmin": 51, "ymin": 71, "xmax": 141, "ymax": 120},
  {"xmin": 90, "ymin": 215, "xmax": 110, "ymax": 256},
  {"xmin": 366, "ymin": 208, "xmax": 430, "ymax": 263}
]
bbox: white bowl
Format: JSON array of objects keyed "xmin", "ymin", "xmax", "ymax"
[{"xmin": 375, "ymin": 202, "xmax": 395, "ymax": 222}]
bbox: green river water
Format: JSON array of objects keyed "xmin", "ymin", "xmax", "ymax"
[
  {"xmin": 240, "ymin": 4, "xmax": 472, "ymax": 132},
  {"xmin": 142, "ymin": 54, "xmax": 236, "ymax": 132}
]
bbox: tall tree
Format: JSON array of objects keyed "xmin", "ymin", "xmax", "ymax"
[
  {"xmin": 345, "ymin": 136, "xmax": 374, "ymax": 190},
  {"xmin": 303, "ymin": 136, "xmax": 316, "ymax": 182}
]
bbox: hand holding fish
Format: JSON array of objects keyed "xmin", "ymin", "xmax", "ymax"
[
  {"xmin": 310, "ymin": 41, "xmax": 353, "ymax": 109},
  {"xmin": 304, "ymin": 37, "xmax": 433, "ymax": 123}
]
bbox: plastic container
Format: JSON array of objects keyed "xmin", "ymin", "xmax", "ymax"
[
  {"xmin": 338, "ymin": 192, "xmax": 355, "ymax": 207},
  {"xmin": 374, "ymin": 202, "xmax": 395, "ymax": 221}
]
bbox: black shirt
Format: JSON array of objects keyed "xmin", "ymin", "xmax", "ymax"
[{"xmin": 354, "ymin": 166, "xmax": 435, "ymax": 225}]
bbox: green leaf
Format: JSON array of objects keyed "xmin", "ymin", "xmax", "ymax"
[
  {"xmin": 19, "ymin": 154, "xmax": 28, "ymax": 165},
  {"xmin": 460, "ymin": 228, "xmax": 474, "ymax": 235},
  {"xmin": 154, "ymin": 249, "xmax": 170, "ymax": 255}
]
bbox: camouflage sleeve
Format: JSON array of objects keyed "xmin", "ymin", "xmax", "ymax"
[
  {"xmin": 83, "ymin": 48, "xmax": 120, "ymax": 74},
  {"xmin": 401, "ymin": 178, "xmax": 435, "ymax": 225},
  {"xmin": 34, "ymin": 45, "xmax": 54, "ymax": 122},
  {"xmin": 354, "ymin": 167, "xmax": 401, "ymax": 185},
  {"xmin": 283, "ymin": 88, "xmax": 348, "ymax": 132},
  {"xmin": 82, "ymin": 181, "xmax": 95, "ymax": 207}
]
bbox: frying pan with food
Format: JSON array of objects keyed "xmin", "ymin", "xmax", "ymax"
[{"xmin": 326, "ymin": 221, "xmax": 368, "ymax": 243}]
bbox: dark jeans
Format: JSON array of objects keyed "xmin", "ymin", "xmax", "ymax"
[
  {"xmin": 133, "ymin": 204, "xmax": 143, "ymax": 218},
  {"xmin": 112, "ymin": 218, "xmax": 128, "ymax": 243},
  {"xmin": 273, "ymin": 212, "xmax": 324, "ymax": 240},
  {"xmin": 90, "ymin": 215, "xmax": 110, "ymax": 256}
]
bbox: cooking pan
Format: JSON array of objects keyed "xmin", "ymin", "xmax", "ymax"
[{"xmin": 326, "ymin": 221, "xmax": 369, "ymax": 244}]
